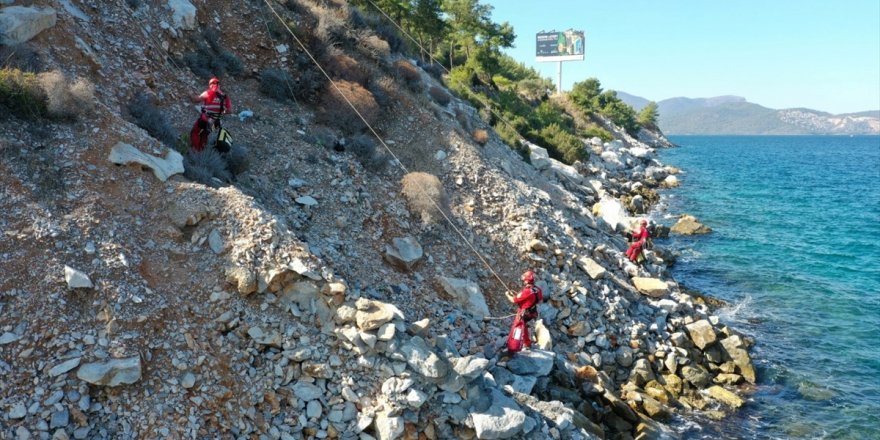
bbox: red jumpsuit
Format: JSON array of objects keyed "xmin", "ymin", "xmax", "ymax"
[
  {"xmin": 625, "ymin": 225, "xmax": 650, "ymax": 262},
  {"xmin": 512, "ymin": 284, "xmax": 543, "ymax": 349},
  {"xmin": 190, "ymin": 85, "xmax": 232, "ymax": 151}
]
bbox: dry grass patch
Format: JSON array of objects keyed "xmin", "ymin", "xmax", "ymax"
[
  {"xmin": 325, "ymin": 53, "xmax": 369, "ymax": 86},
  {"xmin": 38, "ymin": 70, "xmax": 95, "ymax": 120},
  {"xmin": 401, "ymin": 172, "xmax": 448, "ymax": 224},
  {"xmin": 316, "ymin": 80, "xmax": 380, "ymax": 134},
  {"xmin": 393, "ymin": 60, "xmax": 421, "ymax": 91},
  {"xmin": 472, "ymin": 129, "xmax": 489, "ymax": 145}
]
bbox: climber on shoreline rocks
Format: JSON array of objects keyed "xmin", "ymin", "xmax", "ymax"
[
  {"xmin": 625, "ymin": 219, "xmax": 650, "ymax": 264},
  {"xmin": 506, "ymin": 270, "xmax": 544, "ymax": 353}
]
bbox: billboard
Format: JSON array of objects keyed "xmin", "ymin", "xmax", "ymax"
[{"xmin": 536, "ymin": 30, "xmax": 585, "ymax": 62}]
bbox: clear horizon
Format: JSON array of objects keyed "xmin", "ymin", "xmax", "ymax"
[{"xmin": 489, "ymin": 0, "xmax": 880, "ymax": 114}]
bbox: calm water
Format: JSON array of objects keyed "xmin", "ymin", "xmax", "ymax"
[{"xmin": 656, "ymin": 136, "xmax": 880, "ymax": 439}]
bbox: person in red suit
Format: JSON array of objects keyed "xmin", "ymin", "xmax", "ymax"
[
  {"xmin": 509, "ymin": 270, "xmax": 543, "ymax": 351},
  {"xmin": 190, "ymin": 76, "xmax": 232, "ymax": 151},
  {"xmin": 625, "ymin": 219, "xmax": 650, "ymax": 263}
]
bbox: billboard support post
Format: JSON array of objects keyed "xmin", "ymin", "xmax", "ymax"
[
  {"xmin": 536, "ymin": 29, "xmax": 585, "ymax": 94},
  {"xmin": 557, "ymin": 61, "xmax": 562, "ymax": 94}
]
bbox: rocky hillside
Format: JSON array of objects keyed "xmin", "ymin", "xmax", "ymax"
[
  {"xmin": 618, "ymin": 93, "xmax": 880, "ymax": 135},
  {"xmin": 1, "ymin": 1, "xmax": 756, "ymax": 439}
]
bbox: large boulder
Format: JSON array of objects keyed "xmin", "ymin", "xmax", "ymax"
[
  {"xmin": 77, "ymin": 357, "xmax": 142, "ymax": 386},
  {"xmin": 471, "ymin": 389, "xmax": 526, "ymax": 439},
  {"xmin": 685, "ymin": 320, "xmax": 717, "ymax": 350},
  {"xmin": 167, "ymin": 0, "xmax": 196, "ymax": 30},
  {"xmin": 355, "ymin": 298, "xmax": 403, "ymax": 331},
  {"xmin": 719, "ymin": 335, "xmax": 756, "ymax": 384},
  {"xmin": 384, "ymin": 236, "xmax": 423, "ymax": 271},
  {"xmin": 592, "ymin": 196, "xmax": 629, "ymax": 232},
  {"xmin": 436, "ymin": 276, "xmax": 489, "ymax": 319},
  {"xmin": 632, "ymin": 277, "xmax": 669, "ymax": 298},
  {"xmin": 108, "ymin": 143, "xmax": 184, "ymax": 182},
  {"xmin": 577, "ymin": 256, "xmax": 606, "ymax": 280},
  {"xmin": 506, "ymin": 349, "xmax": 554, "ymax": 376},
  {"xmin": 671, "ymin": 215, "xmax": 712, "ymax": 235},
  {"xmin": 706, "ymin": 385, "xmax": 745, "ymax": 408},
  {"xmin": 401, "ymin": 336, "xmax": 447, "ymax": 379},
  {"xmin": 0, "ymin": 6, "xmax": 56, "ymax": 45},
  {"xmin": 528, "ymin": 143, "xmax": 551, "ymax": 170}
]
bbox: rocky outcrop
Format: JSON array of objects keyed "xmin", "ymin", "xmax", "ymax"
[
  {"xmin": 671, "ymin": 214, "xmax": 712, "ymax": 235},
  {"xmin": 108, "ymin": 142, "xmax": 184, "ymax": 182},
  {"xmin": 0, "ymin": 6, "xmax": 56, "ymax": 45},
  {"xmin": 384, "ymin": 236, "xmax": 423, "ymax": 271}
]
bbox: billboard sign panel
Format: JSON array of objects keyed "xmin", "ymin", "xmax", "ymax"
[{"xmin": 536, "ymin": 30, "xmax": 585, "ymax": 62}]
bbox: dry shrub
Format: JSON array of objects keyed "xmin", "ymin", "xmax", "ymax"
[
  {"xmin": 472, "ymin": 129, "xmax": 489, "ymax": 145},
  {"xmin": 325, "ymin": 53, "xmax": 369, "ymax": 86},
  {"xmin": 401, "ymin": 172, "xmax": 448, "ymax": 224},
  {"xmin": 317, "ymin": 80, "xmax": 380, "ymax": 134},
  {"xmin": 393, "ymin": 60, "xmax": 421, "ymax": 91},
  {"xmin": 428, "ymin": 86, "xmax": 451, "ymax": 106},
  {"xmin": 358, "ymin": 34, "xmax": 391, "ymax": 60},
  {"xmin": 37, "ymin": 70, "xmax": 95, "ymax": 119}
]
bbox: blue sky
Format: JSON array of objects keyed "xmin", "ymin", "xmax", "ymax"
[{"xmin": 489, "ymin": 1, "xmax": 880, "ymax": 114}]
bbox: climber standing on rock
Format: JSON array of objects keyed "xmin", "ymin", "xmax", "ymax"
[
  {"xmin": 625, "ymin": 219, "xmax": 650, "ymax": 264},
  {"xmin": 190, "ymin": 76, "xmax": 232, "ymax": 152},
  {"xmin": 507, "ymin": 270, "xmax": 543, "ymax": 353}
]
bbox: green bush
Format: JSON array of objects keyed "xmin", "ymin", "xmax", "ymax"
[
  {"xmin": 259, "ymin": 68, "xmax": 296, "ymax": 102},
  {"xmin": 0, "ymin": 68, "xmax": 47, "ymax": 119},
  {"xmin": 537, "ymin": 123, "xmax": 588, "ymax": 164},
  {"xmin": 428, "ymin": 86, "xmax": 451, "ymax": 106},
  {"xmin": 126, "ymin": 92, "xmax": 177, "ymax": 147},
  {"xmin": 347, "ymin": 133, "xmax": 388, "ymax": 172},
  {"xmin": 183, "ymin": 30, "xmax": 244, "ymax": 79},
  {"xmin": 184, "ymin": 147, "xmax": 232, "ymax": 188}
]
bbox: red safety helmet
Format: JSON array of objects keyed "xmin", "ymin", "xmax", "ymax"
[
  {"xmin": 208, "ymin": 77, "xmax": 220, "ymax": 86},
  {"xmin": 640, "ymin": 219, "xmax": 648, "ymax": 226},
  {"xmin": 521, "ymin": 270, "xmax": 535, "ymax": 284}
]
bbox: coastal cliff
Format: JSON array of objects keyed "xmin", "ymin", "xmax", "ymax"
[{"xmin": 0, "ymin": 1, "xmax": 755, "ymax": 439}]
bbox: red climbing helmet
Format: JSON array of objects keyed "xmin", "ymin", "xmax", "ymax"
[
  {"xmin": 640, "ymin": 219, "xmax": 648, "ymax": 226},
  {"xmin": 521, "ymin": 270, "xmax": 535, "ymax": 284},
  {"xmin": 208, "ymin": 77, "xmax": 220, "ymax": 86}
]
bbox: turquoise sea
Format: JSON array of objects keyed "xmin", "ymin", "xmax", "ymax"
[{"xmin": 656, "ymin": 135, "xmax": 880, "ymax": 439}]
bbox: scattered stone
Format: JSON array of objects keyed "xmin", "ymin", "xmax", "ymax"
[
  {"xmin": 374, "ymin": 411, "xmax": 404, "ymax": 440},
  {"xmin": 295, "ymin": 196, "xmax": 318, "ymax": 206},
  {"xmin": 208, "ymin": 229, "xmax": 225, "ymax": 254},
  {"xmin": 355, "ymin": 299, "xmax": 402, "ymax": 331},
  {"xmin": 49, "ymin": 357, "xmax": 81, "ymax": 376},
  {"xmin": 76, "ymin": 356, "xmax": 142, "ymax": 386},
  {"xmin": 0, "ymin": 332, "xmax": 20, "ymax": 345},
  {"xmin": 292, "ymin": 381, "xmax": 323, "ymax": 401},
  {"xmin": 181, "ymin": 372, "xmax": 196, "ymax": 389},
  {"xmin": 9, "ymin": 402, "xmax": 26, "ymax": 419},
  {"xmin": 450, "ymin": 355, "xmax": 489, "ymax": 380},
  {"xmin": 720, "ymin": 335, "xmax": 756, "ymax": 383},
  {"xmin": 64, "ymin": 266, "xmax": 93, "ymax": 289},
  {"xmin": 632, "ymin": 277, "xmax": 669, "ymax": 297}
]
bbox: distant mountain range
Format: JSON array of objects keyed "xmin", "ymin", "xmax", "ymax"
[{"xmin": 616, "ymin": 92, "xmax": 880, "ymax": 135}]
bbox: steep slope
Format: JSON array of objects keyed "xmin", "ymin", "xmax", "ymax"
[{"xmin": 1, "ymin": 1, "xmax": 756, "ymax": 439}]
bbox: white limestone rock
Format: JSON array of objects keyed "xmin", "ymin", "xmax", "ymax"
[
  {"xmin": 167, "ymin": 0, "xmax": 196, "ymax": 30},
  {"xmin": 108, "ymin": 143, "xmax": 184, "ymax": 182},
  {"xmin": 64, "ymin": 265, "xmax": 93, "ymax": 289}
]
